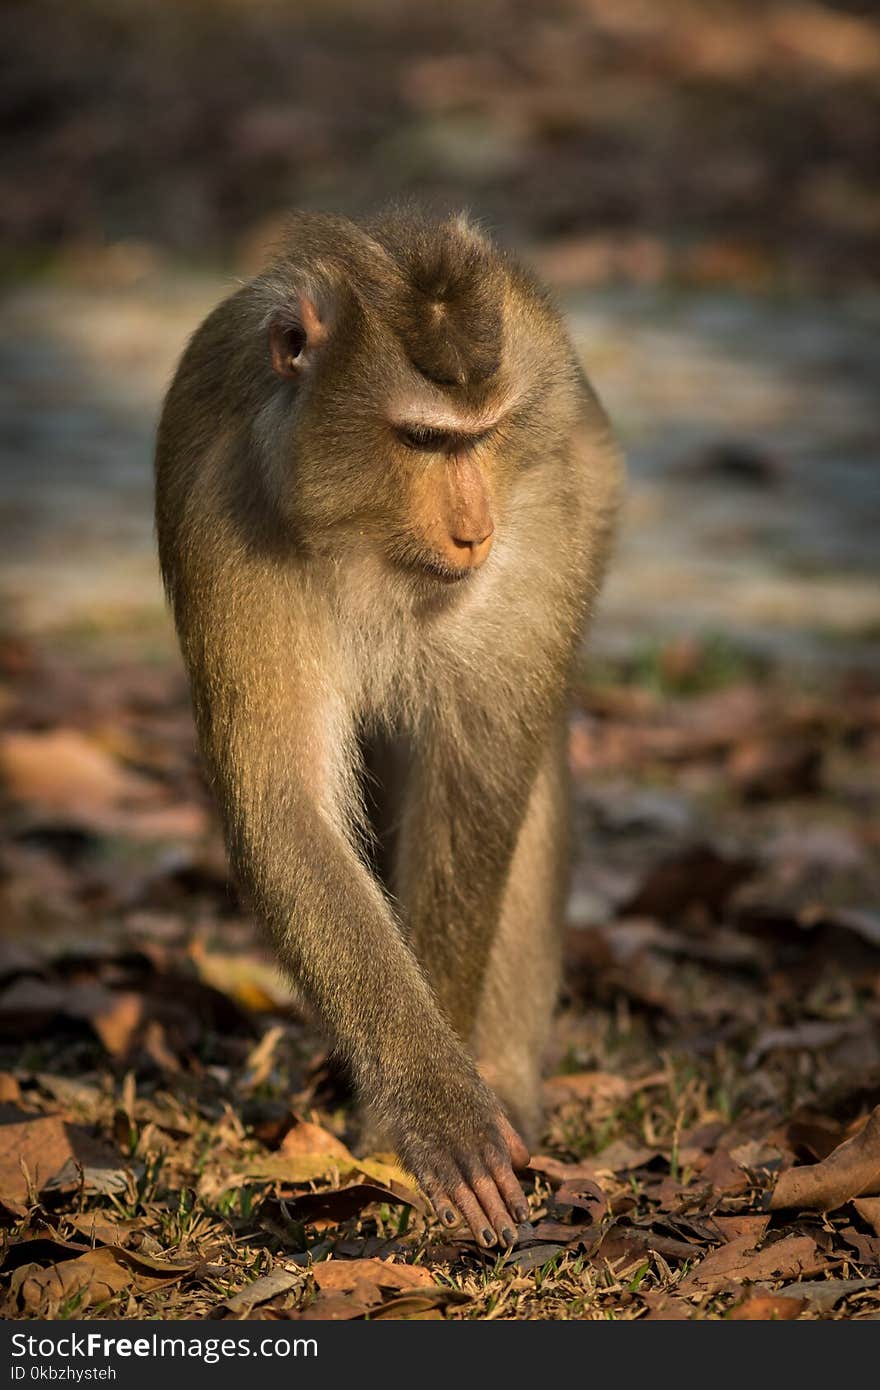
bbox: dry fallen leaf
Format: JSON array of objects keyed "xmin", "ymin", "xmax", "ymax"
[
  {"xmin": 0, "ymin": 729, "xmax": 207, "ymax": 839},
  {"xmin": 278, "ymin": 1118, "xmax": 354, "ymax": 1163},
  {"xmin": 682, "ymin": 1233, "xmax": 824, "ymax": 1293},
  {"xmin": 0, "ymin": 729, "xmax": 159, "ymax": 817},
  {"xmin": 1, "ymin": 1232, "xmax": 91, "ymax": 1272},
  {"xmin": 529, "ymin": 1142, "xmax": 659, "ymax": 1187},
  {"xmin": 0, "ymin": 1111, "xmax": 123, "ymax": 1203},
  {"xmin": 775, "ymin": 1278, "xmax": 880, "ymax": 1312},
  {"xmin": 729, "ymin": 1290, "xmax": 805, "ymax": 1319},
  {"xmin": 211, "ymin": 1269, "xmax": 303, "ymax": 1318},
  {"xmin": 852, "ymin": 1197, "xmax": 880, "ymax": 1237},
  {"xmin": 17, "ymin": 1246, "xmax": 195, "ymax": 1313},
  {"xmin": 551, "ymin": 1178, "xmax": 608, "ymax": 1225},
  {"xmin": 770, "ymin": 1105, "xmax": 880, "ymax": 1212},
  {"xmin": 296, "ymin": 1258, "xmax": 444, "ymax": 1320},
  {"xmin": 0, "ymin": 1073, "xmax": 21, "ymax": 1103},
  {"xmin": 711, "ymin": 1214, "xmax": 771, "ymax": 1244},
  {"xmin": 278, "ymin": 1181, "xmax": 419, "ymax": 1226},
  {"xmin": 543, "ymin": 1069, "xmax": 666, "ymax": 1109}
]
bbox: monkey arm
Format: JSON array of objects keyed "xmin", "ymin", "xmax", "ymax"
[
  {"xmin": 172, "ymin": 571, "xmax": 530, "ymax": 1244},
  {"xmin": 215, "ymin": 704, "xmax": 532, "ymax": 1243},
  {"xmin": 194, "ymin": 665, "xmax": 464, "ymax": 1084}
]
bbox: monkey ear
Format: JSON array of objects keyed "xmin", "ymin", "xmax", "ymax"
[{"xmin": 268, "ymin": 294, "xmax": 328, "ymax": 380}]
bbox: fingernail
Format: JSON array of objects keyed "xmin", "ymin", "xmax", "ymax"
[
  {"xmin": 501, "ymin": 1225, "xmax": 516, "ymax": 1245},
  {"xmin": 481, "ymin": 1227, "xmax": 496, "ymax": 1247},
  {"xmin": 515, "ymin": 1204, "xmax": 530, "ymax": 1223}
]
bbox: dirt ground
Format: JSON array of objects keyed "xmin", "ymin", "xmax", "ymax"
[{"xmin": 0, "ymin": 631, "xmax": 879, "ymax": 1320}]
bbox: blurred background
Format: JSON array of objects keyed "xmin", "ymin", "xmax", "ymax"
[
  {"xmin": 1, "ymin": 0, "xmax": 880, "ymax": 1320},
  {"xmin": 1, "ymin": 0, "xmax": 878, "ymax": 660}
]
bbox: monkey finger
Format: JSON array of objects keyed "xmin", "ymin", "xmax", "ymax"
[
  {"xmin": 485, "ymin": 1156, "xmax": 530, "ymax": 1228},
  {"xmin": 468, "ymin": 1172, "xmax": 522, "ymax": 1247},
  {"xmin": 447, "ymin": 1181, "xmax": 500, "ymax": 1249},
  {"xmin": 425, "ymin": 1185, "xmax": 462, "ymax": 1231},
  {"xmin": 498, "ymin": 1114, "xmax": 531, "ymax": 1171}
]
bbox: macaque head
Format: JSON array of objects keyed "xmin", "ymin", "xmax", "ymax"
[{"xmin": 256, "ymin": 212, "xmax": 549, "ymax": 588}]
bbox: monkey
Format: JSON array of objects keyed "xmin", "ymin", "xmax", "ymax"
[{"xmin": 154, "ymin": 207, "xmax": 623, "ymax": 1249}]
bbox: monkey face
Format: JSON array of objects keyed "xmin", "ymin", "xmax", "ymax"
[
  {"xmin": 266, "ymin": 310, "xmax": 519, "ymax": 590},
  {"xmin": 257, "ymin": 213, "xmax": 556, "ymax": 589}
]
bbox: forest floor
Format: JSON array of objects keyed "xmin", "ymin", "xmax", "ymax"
[{"xmin": 1, "ymin": 632, "xmax": 879, "ymax": 1320}]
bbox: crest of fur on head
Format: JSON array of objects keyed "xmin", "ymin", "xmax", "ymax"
[{"xmin": 370, "ymin": 209, "xmax": 504, "ymax": 391}]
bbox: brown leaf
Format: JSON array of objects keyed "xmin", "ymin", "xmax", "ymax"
[
  {"xmin": 211, "ymin": 1269, "xmax": 302, "ymax": 1318},
  {"xmin": 278, "ymin": 1181, "xmax": 419, "ymax": 1225},
  {"xmin": 0, "ymin": 1074, "xmax": 21, "ymax": 1103},
  {"xmin": 698, "ymin": 1146, "xmax": 753, "ymax": 1197},
  {"xmin": 852, "ymin": 1197, "xmax": 880, "ymax": 1237},
  {"xmin": 728, "ymin": 736, "xmax": 822, "ymax": 801},
  {"xmin": 85, "ymin": 991, "xmax": 145, "ymax": 1057},
  {"xmin": 506, "ymin": 1244, "xmax": 568, "ymax": 1273},
  {"xmin": 641, "ymin": 1292, "xmax": 692, "ymax": 1320},
  {"xmin": 298, "ymin": 1258, "xmax": 441, "ymax": 1321},
  {"xmin": 788, "ymin": 1111, "xmax": 847, "ymax": 1162},
  {"xmin": 0, "ymin": 728, "xmax": 208, "ymax": 842},
  {"xmin": 313, "ymin": 1259, "xmax": 434, "ymax": 1294},
  {"xmin": 747, "ymin": 1019, "xmax": 867, "ymax": 1069},
  {"xmin": 0, "ymin": 1111, "xmax": 121, "ymax": 1203},
  {"xmin": 770, "ymin": 1105, "xmax": 880, "ymax": 1212},
  {"xmin": 531, "ymin": 1219, "xmax": 600, "ymax": 1248},
  {"xmin": 529, "ymin": 1144, "xmax": 659, "ymax": 1185},
  {"xmin": 240, "ymin": 1117, "xmax": 357, "ymax": 1186},
  {"xmin": 543, "ymin": 1071, "xmax": 631, "ymax": 1107},
  {"xmin": 278, "ymin": 1119, "xmax": 354, "ymax": 1163},
  {"xmin": 775, "ymin": 1278, "xmax": 880, "ymax": 1312},
  {"xmin": 711, "ymin": 1215, "xmax": 771, "ymax": 1244},
  {"xmin": 1, "ymin": 1233, "xmax": 90, "ymax": 1272},
  {"xmin": 17, "ymin": 1245, "xmax": 194, "ymax": 1313},
  {"xmin": 0, "ymin": 977, "xmax": 157, "ymax": 1059},
  {"xmin": 63, "ymin": 1213, "xmax": 140, "ymax": 1247},
  {"xmin": 370, "ymin": 1291, "xmax": 454, "ymax": 1319},
  {"xmin": 729, "ymin": 1291, "xmax": 806, "ymax": 1320},
  {"xmin": 0, "ymin": 729, "xmax": 157, "ymax": 814},
  {"xmin": 544, "ymin": 1069, "xmax": 666, "ymax": 1108},
  {"xmin": 550, "ymin": 1178, "xmax": 608, "ymax": 1224},
  {"xmin": 594, "ymin": 1224, "xmax": 695, "ymax": 1268},
  {"xmin": 682, "ymin": 1233, "xmax": 825, "ymax": 1293},
  {"xmin": 839, "ymin": 1225, "xmax": 880, "ymax": 1264}
]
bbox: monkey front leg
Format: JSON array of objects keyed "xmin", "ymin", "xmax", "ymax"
[{"xmin": 228, "ymin": 784, "xmax": 529, "ymax": 1248}]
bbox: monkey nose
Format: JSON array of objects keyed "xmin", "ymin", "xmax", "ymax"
[{"xmin": 448, "ymin": 525, "xmax": 494, "ymax": 569}]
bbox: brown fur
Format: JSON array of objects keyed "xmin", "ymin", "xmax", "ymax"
[{"xmin": 154, "ymin": 207, "xmax": 623, "ymax": 1243}]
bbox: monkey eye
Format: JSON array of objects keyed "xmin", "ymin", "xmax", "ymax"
[{"xmin": 396, "ymin": 423, "xmax": 453, "ymax": 452}]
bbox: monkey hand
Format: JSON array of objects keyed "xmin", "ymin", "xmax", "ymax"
[{"xmin": 387, "ymin": 1071, "xmax": 531, "ymax": 1250}]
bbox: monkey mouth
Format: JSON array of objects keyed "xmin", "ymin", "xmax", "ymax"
[
  {"xmin": 415, "ymin": 558, "xmax": 475, "ymax": 586},
  {"xmin": 387, "ymin": 543, "xmax": 478, "ymax": 588}
]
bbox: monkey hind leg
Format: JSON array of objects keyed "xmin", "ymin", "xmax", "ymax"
[{"xmin": 472, "ymin": 733, "xmax": 570, "ymax": 1151}]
